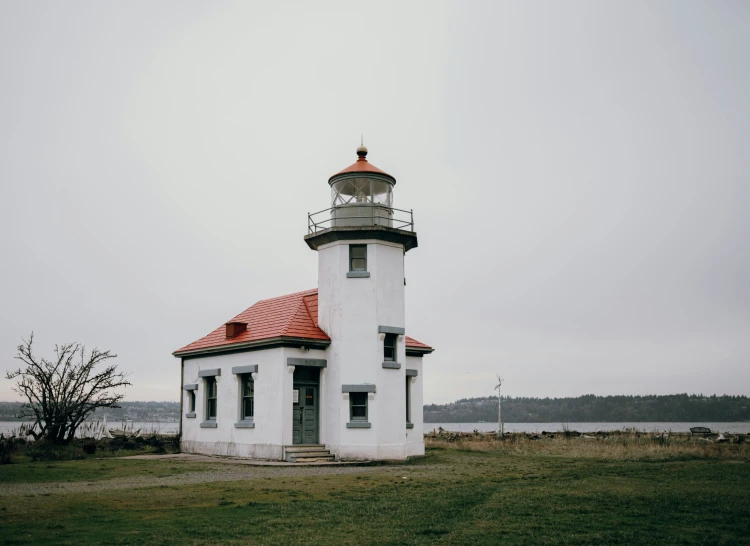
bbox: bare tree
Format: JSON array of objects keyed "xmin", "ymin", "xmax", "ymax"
[{"xmin": 6, "ymin": 333, "xmax": 131, "ymax": 443}]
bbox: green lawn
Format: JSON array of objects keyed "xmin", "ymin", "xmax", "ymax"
[
  {"xmin": 0, "ymin": 458, "xmax": 212, "ymax": 485},
  {"xmin": 1, "ymin": 448, "xmax": 749, "ymax": 545}
]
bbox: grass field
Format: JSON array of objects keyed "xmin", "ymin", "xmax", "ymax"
[
  {"xmin": 1, "ymin": 440, "xmax": 749, "ymax": 545},
  {"xmin": 0, "ymin": 457, "xmax": 215, "ymax": 485}
]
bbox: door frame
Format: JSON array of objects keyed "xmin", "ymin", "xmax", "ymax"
[{"xmin": 292, "ymin": 367, "xmax": 320, "ymax": 445}]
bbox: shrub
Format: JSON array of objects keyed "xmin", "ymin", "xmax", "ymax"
[
  {"xmin": 0, "ymin": 434, "xmax": 17, "ymax": 464},
  {"xmin": 27, "ymin": 440, "xmax": 86, "ymax": 462},
  {"xmin": 108, "ymin": 437, "xmax": 126, "ymax": 451}
]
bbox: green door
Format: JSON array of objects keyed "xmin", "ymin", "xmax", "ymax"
[{"xmin": 293, "ymin": 385, "xmax": 318, "ymax": 444}]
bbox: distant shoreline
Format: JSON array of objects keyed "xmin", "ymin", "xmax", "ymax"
[{"xmin": 3, "ymin": 394, "xmax": 749, "ymax": 424}]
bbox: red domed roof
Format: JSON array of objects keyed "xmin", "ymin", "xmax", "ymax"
[{"xmin": 328, "ymin": 146, "xmax": 396, "ymax": 184}]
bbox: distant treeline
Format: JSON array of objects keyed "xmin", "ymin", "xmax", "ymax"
[
  {"xmin": 3, "ymin": 395, "xmax": 748, "ymax": 424},
  {"xmin": 424, "ymin": 394, "xmax": 750, "ymax": 423},
  {"xmin": 0, "ymin": 401, "xmax": 180, "ymax": 422}
]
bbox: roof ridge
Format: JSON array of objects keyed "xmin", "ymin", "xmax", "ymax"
[
  {"xmin": 256, "ymin": 288, "xmax": 317, "ymax": 304},
  {"xmin": 301, "ymin": 294, "xmax": 319, "ymax": 330},
  {"xmin": 279, "ymin": 297, "xmax": 307, "ymax": 336}
]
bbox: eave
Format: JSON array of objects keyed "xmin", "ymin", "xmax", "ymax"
[
  {"xmin": 305, "ymin": 225, "xmax": 418, "ymax": 252},
  {"xmin": 173, "ymin": 336, "xmax": 331, "ymax": 360},
  {"xmin": 406, "ymin": 347, "xmax": 434, "ymax": 356}
]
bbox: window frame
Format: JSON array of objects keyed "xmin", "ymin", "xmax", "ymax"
[
  {"xmin": 349, "ymin": 244, "xmax": 367, "ymax": 272},
  {"xmin": 205, "ymin": 376, "xmax": 217, "ymax": 421},
  {"xmin": 384, "ymin": 333, "xmax": 397, "ymax": 362},
  {"xmin": 349, "ymin": 392, "xmax": 368, "ymax": 422},
  {"xmin": 188, "ymin": 390, "xmax": 196, "ymax": 413},
  {"xmin": 240, "ymin": 373, "xmax": 254, "ymax": 421},
  {"xmin": 405, "ymin": 377, "xmax": 412, "ymax": 424}
]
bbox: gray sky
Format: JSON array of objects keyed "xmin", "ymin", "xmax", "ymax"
[{"xmin": 1, "ymin": 1, "xmax": 748, "ymax": 404}]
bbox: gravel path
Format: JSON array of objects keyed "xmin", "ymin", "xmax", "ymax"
[{"xmin": 0, "ymin": 457, "xmax": 413, "ymax": 497}]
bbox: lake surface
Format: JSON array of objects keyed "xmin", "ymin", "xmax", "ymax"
[
  {"xmin": 424, "ymin": 422, "xmax": 750, "ymax": 434},
  {"xmin": 0, "ymin": 421, "xmax": 179, "ymax": 436},
  {"xmin": 2, "ymin": 420, "xmax": 749, "ymax": 437}
]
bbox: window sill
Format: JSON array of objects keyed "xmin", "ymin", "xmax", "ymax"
[
  {"xmin": 346, "ymin": 271, "xmax": 370, "ymax": 278},
  {"xmin": 382, "ymin": 361, "xmax": 401, "ymax": 369},
  {"xmin": 200, "ymin": 421, "xmax": 218, "ymax": 428},
  {"xmin": 234, "ymin": 421, "xmax": 255, "ymax": 428},
  {"xmin": 185, "ymin": 412, "xmax": 196, "ymax": 419},
  {"xmin": 406, "ymin": 423, "xmax": 414, "ymax": 429},
  {"xmin": 346, "ymin": 422, "xmax": 371, "ymax": 428}
]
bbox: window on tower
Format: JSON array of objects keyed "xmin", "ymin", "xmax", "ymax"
[
  {"xmin": 349, "ymin": 245, "xmax": 367, "ymax": 272},
  {"xmin": 350, "ymin": 392, "xmax": 368, "ymax": 422},
  {"xmin": 384, "ymin": 333, "xmax": 397, "ymax": 362},
  {"xmin": 343, "ymin": 385, "xmax": 374, "ymax": 428}
]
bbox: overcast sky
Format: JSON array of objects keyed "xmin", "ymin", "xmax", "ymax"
[{"xmin": 1, "ymin": 1, "xmax": 748, "ymax": 404}]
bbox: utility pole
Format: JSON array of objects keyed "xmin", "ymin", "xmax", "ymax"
[{"xmin": 495, "ymin": 375, "xmax": 504, "ymax": 438}]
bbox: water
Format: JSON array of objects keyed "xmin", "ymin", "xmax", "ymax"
[
  {"xmin": 422, "ymin": 422, "xmax": 750, "ymax": 434},
  {"xmin": 2, "ymin": 420, "xmax": 748, "ymax": 437},
  {"xmin": 0, "ymin": 421, "xmax": 179, "ymax": 436}
]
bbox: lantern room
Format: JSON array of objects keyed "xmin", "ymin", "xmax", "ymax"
[
  {"xmin": 328, "ymin": 145, "xmax": 396, "ymax": 228},
  {"xmin": 306, "ymin": 145, "xmax": 417, "ymax": 249}
]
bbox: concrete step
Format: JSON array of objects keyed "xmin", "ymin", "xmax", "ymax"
[
  {"xmin": 283, "ymin": 444, "xmax": 335, "ymax": 463},
  {"xmin": 290, "ymin": 454, "xmax": 336, "ymax": 463},
  {"xmin": 284, "ymin": 445, "xmax": 325, "ymax": 453},
  {"xmin": 288, "ymin": 450, "xmax": 331, "ymax": 458}
]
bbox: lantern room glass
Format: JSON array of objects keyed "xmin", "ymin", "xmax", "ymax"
[{"xmin": 331, "ymin": 176, "xmax": 393, "ymax": 208}]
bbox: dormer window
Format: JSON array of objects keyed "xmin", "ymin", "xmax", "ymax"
[{"xmin": 226, "ymin": 321, "xmax": 247, "ymax": 339}]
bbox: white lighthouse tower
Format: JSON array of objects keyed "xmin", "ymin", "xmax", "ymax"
[{"xmin": 305, "ymin": 145, "xmax": 426, "ymax": 460}]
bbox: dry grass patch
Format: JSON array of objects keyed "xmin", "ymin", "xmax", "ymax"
[{"xmin": 425, "ymin": 430, "xmax": 750, "ymax": 461}]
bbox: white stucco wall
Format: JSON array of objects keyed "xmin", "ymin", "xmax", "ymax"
[
  {"xmin": 318, "ymin": 239, "xmax": 415, "ymax": 460},
  {"xmin": 181, "ymin": 348, "xmax": 286, "ymax": 459},
  {"xmin": 406, "ymin": 355, "xmax": 425, "ymax": 457}
]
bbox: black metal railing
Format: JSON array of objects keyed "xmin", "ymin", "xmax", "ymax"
[{"xmin": 308, "ymin": 205, "xmax": 414, "ymax": 234}]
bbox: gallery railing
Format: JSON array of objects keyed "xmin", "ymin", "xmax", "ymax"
[{"xmin": 308, "ymin": 205, "xmax": 414, "ymax": 234}]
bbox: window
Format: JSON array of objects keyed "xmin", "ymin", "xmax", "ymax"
[
  {"xmin": 350, "ymin": 392, "xmax": 368, "ymax": 421},
  {"xmin": 349, "ymin": 245, "xmax": 367, "ymax": 272},
  {"xmin": 343, "ymin": 385, "xmax": 374, "ymax": 428},
  {"xmin": 206, "ymin": 376, "xmax": 217, "ymax": 420},
  {"xmin": 384, "ymin": 333, "xmax": 397, "ymax": 362},
  {"xmin": 187, "ymin": 390, "xmax": 196, "ymax": 413},
  {"xmin": 406, "ymin": 377, "xmax": 411, "ymax": 424},
  {"xmin": 241, "ymin": 374, "xmax": 254, "ymax": 420}
]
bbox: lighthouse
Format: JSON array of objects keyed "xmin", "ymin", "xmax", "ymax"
[
  {"xmin": 174, "ymin": 145, "xmax": 432, "ymax": 461},
  {"xmin": 305, "ymin": 146, "xmax": 423, "ymax": 459}
]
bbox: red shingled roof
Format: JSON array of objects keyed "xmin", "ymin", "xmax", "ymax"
[
  {"xmin": 173, "ymin": 289, "xmax": 432, "ymax": 356},
  {"xmin": 329, "ymin": 156, "xmax": 395, "ymax": 183},
  {"xmin": 404, "ymin": 336, "xmax": 431, "ymax": 350}
]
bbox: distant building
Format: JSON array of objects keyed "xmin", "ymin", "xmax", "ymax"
[{"xmin": 173, "ymin": 146, "xmax": 433, "ymax": 461}]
